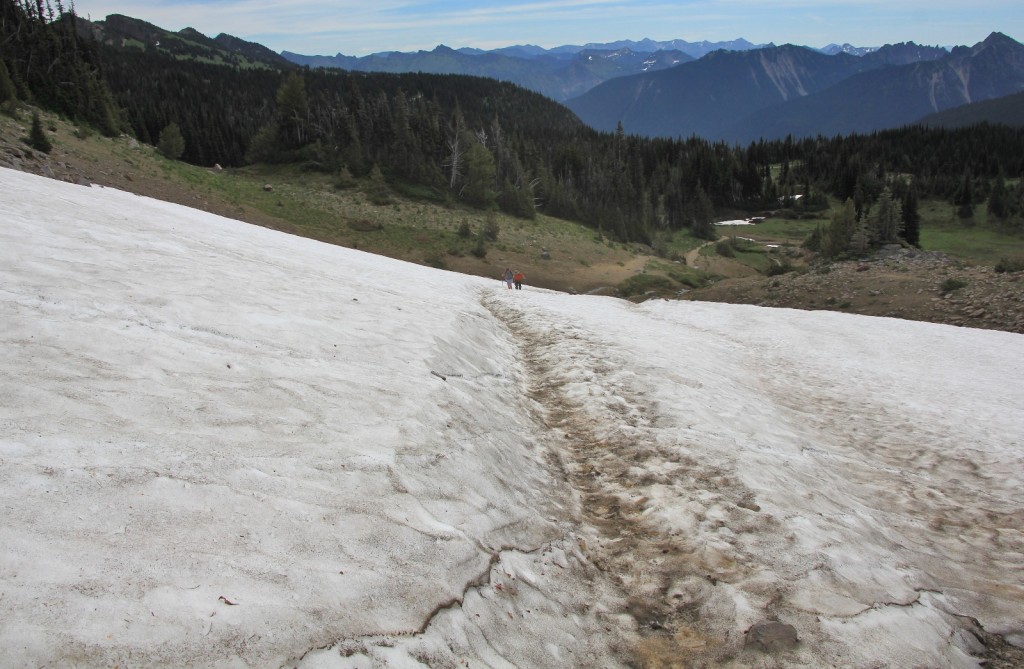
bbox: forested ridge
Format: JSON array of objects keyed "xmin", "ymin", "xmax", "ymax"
[{"xmin": 3, "ymin": 0, "xmax": 1023, "ymax": 248}]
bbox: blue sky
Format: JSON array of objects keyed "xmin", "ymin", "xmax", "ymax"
[{"xmin": 68, "ymin": 0, "xmax": 1022, "ymax": 56}]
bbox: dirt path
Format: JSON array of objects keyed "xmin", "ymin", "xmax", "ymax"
[
  {"xmin": 484, "ymin": 293, "xmax": 775, "ymax": 666},
  {"xmin": 683, "ymin": 240, "xmax": 716, "ymax": 267},
  {"xmin": 485, "ymin": 289, "xmax": 1024, "ymax": 669}
]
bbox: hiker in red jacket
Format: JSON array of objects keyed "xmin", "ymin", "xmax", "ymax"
[{"xmin": 513, "ymin": 271, "xmax": 525, "ymax": 290}]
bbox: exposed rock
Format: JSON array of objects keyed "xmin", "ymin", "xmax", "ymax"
[
  {"xmin": 745, "ymin": 621, "xmax": 799, "ymax": 652},
  {"xmin": 736, "ymin": 499, "xmax": 761, "ymax": 512}
]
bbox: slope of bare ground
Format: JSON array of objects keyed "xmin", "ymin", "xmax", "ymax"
[{"xmin": 683, "ymin": 247, "xmax": 1024, "ymax": 334}]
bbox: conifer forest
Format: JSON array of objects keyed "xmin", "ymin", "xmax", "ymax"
[{"xmin": 3, "ymin": 0, "xmax": 1024, "ymax": 248}]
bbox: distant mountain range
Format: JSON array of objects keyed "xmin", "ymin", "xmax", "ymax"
[
  {"xmin": 281, "ymin": 44, "xmax": 691, "ymax": 102},
  {"xmin": 77, "ymin": 14, "xmax": 1023, "ymax": 142},
  {"xmin": 567, "ymin": 32, "xmax": 1024, "ymax": 142},
  {"xmin": 278, "ymin": 40, "xmax": 766, "ymax": 103},
  {"xmin": 278, "ymin": 37, "xmax": 968, "ymax": 106}
]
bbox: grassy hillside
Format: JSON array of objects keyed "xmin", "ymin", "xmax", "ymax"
[
  {"xmin": 3, "ymin": 106, "xmax": 1023, "ymax": 331},
  {"xmin": 0, "ymin": 108, "xmax": 711, "ymax": 295}
]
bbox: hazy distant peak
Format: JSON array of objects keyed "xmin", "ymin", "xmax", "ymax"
[{"xmin": 819, "ymin": 42, "xmax": 879, "ymax": 56}]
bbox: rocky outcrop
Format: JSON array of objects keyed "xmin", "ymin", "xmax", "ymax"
[{"xmin": 1, "ymin": 118, "xmax": 92, "ymax": 185}]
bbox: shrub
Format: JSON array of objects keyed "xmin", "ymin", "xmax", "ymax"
[
  {"xmin": 470, "ymin": 235, "xmax": 487, "ymax": 258},
  {"xmin": 766, "ymin": 260, "xmax": 793, "ymax": 276},
  {"xmin": 365, "ymin": 185, "xmax": 394, "ymax": 206},
  {"xmin": 365, "ymin": 166, "xmax": 394, "ymax": 205},
  {"xmin": 666, "ymin": 269, "xmax": 702, "ymax": 288},
  {"xmin": 716, "ymin": 238, "xmax": 735, "ymax": 257},
  {"xmin": 995, "ymin": 256, "xmax": 1024, "ymax": 273},
  {"xmin": 940, "ymin": 278, "xmax": 968, "ymax": 293},
  {"xmin": 482, "ymin": 215, "xmax": 500, "ymax": 241},
  {"xmin": 456, "ymin": 221, "xmax": 472, "ymax": 238},
  {"xmin": 617, "ymin": 273, "xmax": 677, "ymax": 298},
  {"xmin": 335, "ymin": 165, "xmax": 357, "ymax": 189},
  {"xmin": 424, "ymin": 254, "xmax": 447, "ymax": 270}
]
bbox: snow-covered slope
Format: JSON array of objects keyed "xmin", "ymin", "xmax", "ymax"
[{"xmin": 2, "ymin": 168, "xmax": 1022, "ymax": 667}]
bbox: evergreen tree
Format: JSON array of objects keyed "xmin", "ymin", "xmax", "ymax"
[
  {"xmin": 462, "ymin": 140, "xmax": 496, "ymax": 209},
  {"xmin": 27, "ymin": 110, "xmax": 52, "ymax": 153},
  {"xmin": 869, "ymin": 187, "xmax": 902, "ymax": 244},
  {"xmin": 1012, "ymin": 181, "xmax": 1024, "ymax": 221},
  {"xmin": 852, "ymin": 180, "xmax": 867, "ymax": 221},
  {"xmin": 0, "ymin": 59, "xmax": 17, "ymax": 105},
  {"xmin": 275, "ymin": 72, "xmax": 309, "ymax": 148},
  {"xmin": 849, "ymin": 217, "xmax": 870, "ymax": 255},
  {"xmin": 690, "ymin": 187, "xmax": 717, "ymax": 241},
  {"xmin": 803, "ymin": 224, "xmax": 823, "ymax": 252},
  {"xmin": 245, "ymin": 124, "xmax": 280, "ymax": 164},
  {"xmin": 823, "ymin": 199, "xmax": 856, "ymax": 257},
  {"xmin": 987, "ymin": 173, "xmax": 1009, "ymax": 220},
  {"xmin": 954, "ymin": 170, "xmax": 974, "ymax": 219},
  {"xmin": 901, "ymin": 186, "xmax": 921, "ymax": 246},
  {"xmin": 157, "ymin": 121, "xmax": 185, "ymax": 159}
]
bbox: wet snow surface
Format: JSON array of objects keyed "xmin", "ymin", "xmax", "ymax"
[{"xmin": 1, "ymin": 167, "xmax": 1023, "ymax": 668}]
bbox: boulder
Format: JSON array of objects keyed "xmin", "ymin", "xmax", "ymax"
[{"xmin": 745, "ymin": 621, "xmax": 799, "ymax": 652}]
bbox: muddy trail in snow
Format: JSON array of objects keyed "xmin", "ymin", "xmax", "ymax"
[
  {"xmin": 484, "ymin": 292, "xmax": 1024, "ymax": 669},
  {"xmin": 484, "ymin": 294, "xmax": 792, "ymax": 666}
]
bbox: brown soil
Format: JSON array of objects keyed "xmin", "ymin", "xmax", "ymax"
[
  {"xmin": 4, "ymin": 110, "xmax": 1022, "ymax": 335},
  {"xmin": 682, "ymin": 247, "xmax": 1024, "ymax": 334}
]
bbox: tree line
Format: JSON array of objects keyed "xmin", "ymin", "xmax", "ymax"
[{"xmin": 4, "ymin": 0, "xmax": 1023, "ymax": 251}]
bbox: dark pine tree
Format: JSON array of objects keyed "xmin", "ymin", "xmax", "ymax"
[
  {"xmin": 901, "ymin": 186, "xmax": 921, "ymax": 247},
  {"xmin": 28, "ymin": 110, "xmax": 52, "ymax": 153}
]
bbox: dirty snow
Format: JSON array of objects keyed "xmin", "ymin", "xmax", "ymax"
[{"xmin": 1, "ymin": 167, "xmax": 1022, "ymax": 668}]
